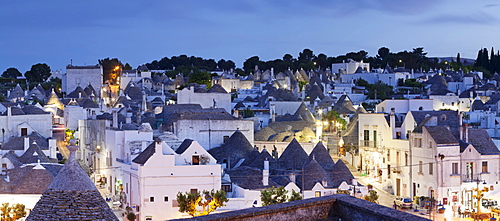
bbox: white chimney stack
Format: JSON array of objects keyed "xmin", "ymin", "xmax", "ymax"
[
  {"xmin": 263, "ymin": 159, "xmax": 269, "ymax": 186},
  {"xmin": 24, "ymin": 137, "xmax": 29, "ymax": 152}
]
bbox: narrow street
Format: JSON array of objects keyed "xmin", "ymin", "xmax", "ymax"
[{"xmin": 353, "ymin": 170, "xmax": 481, "ymax": 221}]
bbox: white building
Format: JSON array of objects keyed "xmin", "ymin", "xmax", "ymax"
[
  {"xmin": 177, "ymin": 85, "xmax": 232, "ymax": 114},
  {"xmin": 64, "ymin": 65, "xmax": 103, "ymax": 96},
  {"xmin": 130, "ymin": 140, "xmax": 222, "ymax": 220},
  {"xmin": 376, "ymin": 99, "xmax": 434, "ymax": 114},
  {"xmin": 0, "ymin": 105, "xmax": 52, "ymax": 145},
  {"xmin": 332, "ymin": 60, "xmax": 370, "ymax": 75}
]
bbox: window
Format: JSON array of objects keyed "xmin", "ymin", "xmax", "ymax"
[
  {"xmin": 373, "ymin": 130, "xmax": 377, "ymax": 146},
  {"xmin": 363, "ymin": 130, "xmax": 370, "ymax": 146},
  {"xmin": 452, "ymin": 163, "xmax": 459, "ymax": 174},
  {"xmin": 190, "ymin": 189, "xmax": 198, "ymax": 194},
  {"xmin": 482, "ymin": 161, "xmax": 488, "ymax": 173},
  {"xmin": 315, "ymin": 191, "xmax": 321, "ymax": 197},
  {"xmin": 405, "ymin": 153, "xmax": 408, "ymax": 166},
  {"xmin": 429, "ymin": 163, "xmax": 433, "ymax": 175},
  {"xmin": 192, "ymin": 155, "xmax": 200, "ymax": 165},
  {"xmin": 164, "ymin": 196, "xmax": 169, "ymax": 202},
  {"xmin": 414, "ymin": 138, "xmax": 422, "ymax": 147},
  {"xmin": 429, "ymin": 141, "xmax": 432, "ymax": 148},
  {"xmin": 21, "ymin": 128, "xmax": 28, "ymax": 136},
  {"xmin": 222, "ymin": 184, "xmax": 232, "ymax": 193},
  {"xmin": 150, "ymin": 196, "xmax": 155, "ymax": 202},
  {"xmin": 396, "ymin": 152, "xmax": 400, "ymax": 167},
  {"xmin": 419, "ymin": 161, "xmax": 423, "ymax": 173},
  {"xmin": 223, "ymin": 136, "xmax": 230, "ymax": 143},
  {"xmin": 387, "ymin": 150, "xmax": 390, "ymax": 162}
]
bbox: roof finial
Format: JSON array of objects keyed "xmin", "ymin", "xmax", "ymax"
[{"xmin": 67, "ymin": 139, "xmax": 79, "ymax": 160}]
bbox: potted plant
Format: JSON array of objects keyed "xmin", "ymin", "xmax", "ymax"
[{"xmin": 437, "ymin": 204, "xmax": 445, "ymax": 214}]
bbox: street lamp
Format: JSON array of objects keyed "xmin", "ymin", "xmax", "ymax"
[
  {"xmin": 472, "ymin": 178, "xmax": 488, "ymax": 220},
  {"xmin": 399, "ymin": 60, "xmax": 406, "ymax": 69},
  {"xmin": 338, "ymin": 137, "xmax": 344, "ymax": 156}
]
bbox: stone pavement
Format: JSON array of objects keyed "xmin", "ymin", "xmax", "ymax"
[{"xmin": 98, "ymin": 186, "xmax": 127, "ymax": 221}]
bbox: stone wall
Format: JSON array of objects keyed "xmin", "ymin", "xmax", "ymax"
[{"xmin": 171, "ymin": 194, "xmax": 429, "ymax": 221}]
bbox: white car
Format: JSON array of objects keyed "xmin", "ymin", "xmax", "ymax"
[{"xmin": 394, "ymin": 197, "xmax": 413, "ymax": 208}]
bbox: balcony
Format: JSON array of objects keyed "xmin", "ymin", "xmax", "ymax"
[
  {"xmin": 360, "ymin": 140, "xmax": 375, "ymax": 148},
  {"xmin": 392, "ymin": 167, "xmax": 402, "ymax": 174},
  {"xmin": 462, "ymin": 174, "xmax": 484, "ymax": 183}
]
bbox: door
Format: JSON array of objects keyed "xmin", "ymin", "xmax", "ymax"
[
  {"xmin": 413, "ymin": 183, "xmax": 416, "ymax": 198},
  {"xmin": 396, "ymin": 178, "xmax": 401, "ymax": 196},
  {"xmin": 466, "ymin": 162, "xmax": 473, "ymax": 180}
]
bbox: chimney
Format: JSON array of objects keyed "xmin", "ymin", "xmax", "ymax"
[
  {"xmin": 464, "ymin": 123, "xmax": 469, "ymax": 143},
  {"xmin": 142, "ymin": 93, "xmax": 147, "ymax": 113},
  {"xmin": 459, "ymin": 112, "xmax": 463, "ymax": 126},
  {"xmin": 48, "ymin": 138, "xmax": 57, "ymax": 159},
  {"xmin": 390, "ymin": 108, "xmax": 396, "ymax": 139},
  {"xmin": 289, "ymin": 172, "xmax": 296, "ymax": 183},
  {"xmin": 24, "ymin": 137, "xmax": 29, "ymax": 152},
  {"xmin": 7, "ymin": 107, "xmax": 11, "ymax": 116},
  {"xmin": 263, "ymin": 159, "xmax": 269, "ymax": 186},
  {"xmin": 112, "ymin": 110, "xmax": 118, "ymax": 129},
  {"xmin": 459, "ymin": 125, "xmax": 463, "ymax": 141},
  {"xmin": 271, "ymin": 104, "xmax": 276, "ymax": 123}
]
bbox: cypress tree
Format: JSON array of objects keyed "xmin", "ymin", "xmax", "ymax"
[{"xmin": 457, "ymin": 53, "xmax": 461, "ymax": 66}]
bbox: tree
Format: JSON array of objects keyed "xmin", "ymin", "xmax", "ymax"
[
  {"xmin": 188, "ymin": 71, "xmax": 212, "ymax": 87},
  {"xmin": 298, "ymin": 49, "xmax": 315, "ymax": 62},
  {"xmin": 363, "ymin": 190, "xmax": 379, "ymax": 204},
  {"xmin": 98, "ymin": 58, "xmax": 123, "ymax": 85},
  {"xmin": 0, "ymin": 203, "xmax": 27, "ymax": 221},
  {"xmin": 323, "ymin": 110, "xmax": 347, "ymax": 131},
  {"xmin": 217, "ymin": 59, "xmax": 236, "ymax": 71},
  {"xmin": 289, "ymin": 189, "xmax": 303, "ymax": 202},
  {"xmin": 377, "ymin": 47, "xmax": 390, "ymax": 61},
  {"xmin": 126, "ymin": 212, "xmax": 136, "ymax": 221},
  {"xmin": 2, "ymin": 67, "xmax": 22, "ymax": 79},
  {"xmin": 260, "ymin": 186, "xmax": 302, "ymax": 206},
  {"xmin": 177, "ymin": 189, "xmax": 228, "ymax": 217},
  {"xmin": 123, "ymin": 63, "xmax": 133, "ymax": 70},
  {"xmin": 336, "ymin": 189, "xmax": 351, "ymax": 195},
  {"xmin": 243, "ymin": 56, "xmax": 261, "ymax": 73},
  {"xmin": 456, "ymin": 52, "xmax": 461, "ymax": 66},
  {"xmin": 25, "ymin": 63, "xmax": 51, "ymax": 83}
]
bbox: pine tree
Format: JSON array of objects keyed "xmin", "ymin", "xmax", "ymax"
[{"xmin": 456, "ymin": 53, "xmax": 461, "ymax": 66}]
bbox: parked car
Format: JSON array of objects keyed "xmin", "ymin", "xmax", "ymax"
[{"xmin": 394, "ymin": 197, "xmax": 413, "ymax": 208}]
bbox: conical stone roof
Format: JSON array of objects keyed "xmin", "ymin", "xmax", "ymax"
[
  {"xmin": 27, "ymin": 140, "xmax": 118, "ymax": 221},
  {"xmin": 278, "ymin": 138, "xmax": 308, "ymax": 170},
  {"xmin": 308, "ymin": 142, "xmax": 335, "ymax": 171}
]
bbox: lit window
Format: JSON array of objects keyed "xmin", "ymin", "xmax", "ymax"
[{"xmin": 482, "ymin": 161, "xmax": 488, "ymax": 173}]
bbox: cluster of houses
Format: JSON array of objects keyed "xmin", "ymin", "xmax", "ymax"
[{"xmin": 1, "ymin": 58, "xmax": 500, "ymax": 219}]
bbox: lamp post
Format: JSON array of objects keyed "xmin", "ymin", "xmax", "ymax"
[
  {"xmin": 399, "ymin": 60, "xmax": 406, "ymax": 69},
  {"xmin": 472, "ymin": 178, "xmax": 488, "ymax": 220}
]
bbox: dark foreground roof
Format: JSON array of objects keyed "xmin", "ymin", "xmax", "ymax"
[{"xmin": 27, "ymin": 143, "xmax": 118, "ymax": 221}]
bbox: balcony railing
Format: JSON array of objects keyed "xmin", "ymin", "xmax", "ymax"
[
  {"xmin": 462, "ymin": 174, "xmax": 484, "ymax": 183},
  {"xmin": 360, "ymin": 140, "xmax": 375, "ymax": 148}
]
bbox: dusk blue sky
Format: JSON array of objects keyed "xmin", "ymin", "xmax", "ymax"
[{"xmin": 1, "ymin": 0, "xmax": 500, "ymax": 73}]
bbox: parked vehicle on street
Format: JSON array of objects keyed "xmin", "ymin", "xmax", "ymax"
[{"xmin": 394, "ymin": 197, "xmax": 413, "ymax": 208}]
